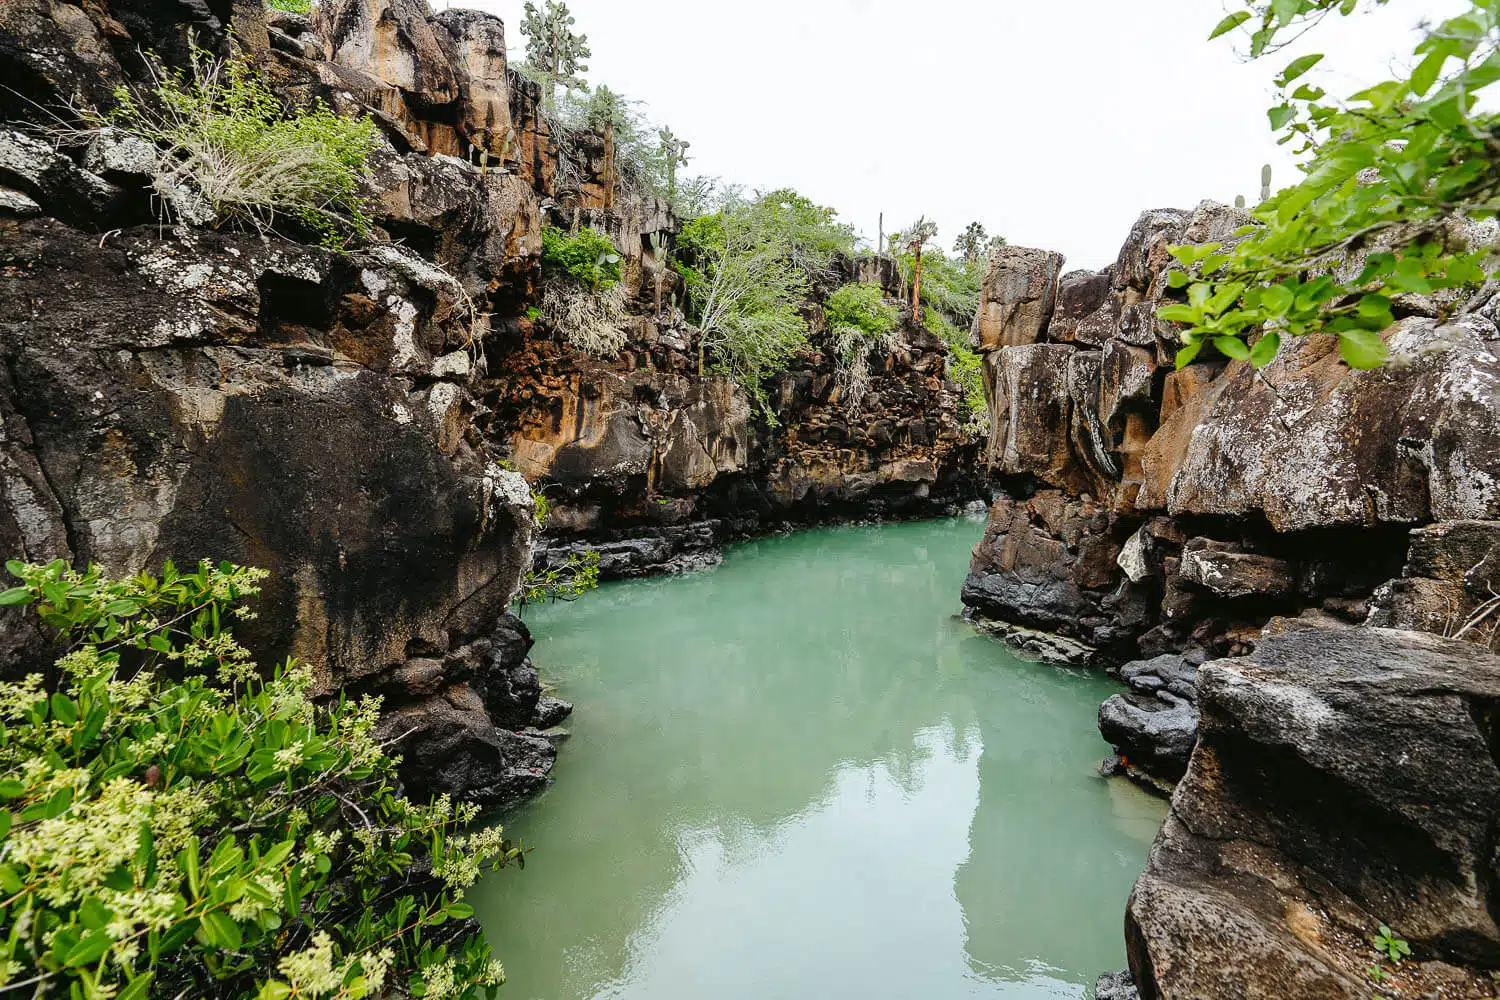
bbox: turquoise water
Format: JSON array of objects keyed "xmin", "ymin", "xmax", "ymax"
[{"xmin": 471, "ymin": 518, "xmax": 1166, "ymax": 1000}]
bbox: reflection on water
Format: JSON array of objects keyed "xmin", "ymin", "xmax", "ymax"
[{"xmin": 471, "ymin": 519, "xmax": 1167, "ymax": 1000}]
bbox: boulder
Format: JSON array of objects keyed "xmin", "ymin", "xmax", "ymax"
[
  {"xmin": 1367, "ymin": 520, "xmax": 1500, "ymax": 645},
  {"xmin": 1099, "ymin": 654, "xmax": 1201, "ymax": 786},
  {"xmin": 1127, "ymin": 627, "xmax": 1500, "ymax": 999},
  {"xmin": 970, "ymin": 246, "xmax": 1065, "ymax": 352},
  {"xmin": 1113, "ymin": 209, "xmax": 1190, "ymax": 293},
  {"xmin": 378, "ymin": 686, "xmax": 556, "ymax": 807},
  {"xmin": 1047, "ymin": 268, "xmax": 1111, "ymax": 343}
]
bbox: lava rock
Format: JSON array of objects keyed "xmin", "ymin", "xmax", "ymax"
[
  {"xmin": 1179, "ymin": 539, "xmax": 1293, "ymax": 599},
  {"xmin": 531, "ymin": 694, "xmax": 573, "ymax": 729},
  {"xmin": 1127, "ymin": 627, "xmax": 1500, "ymax": 999},
  {"xmin": 970, "ymin": 245, "xmax": 1065, "ymax": 351},
  {"xmin": 1094, "ymin": 970, "xmax": 1139, "ymax": 1000}
]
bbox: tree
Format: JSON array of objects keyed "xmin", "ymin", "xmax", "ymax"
[
  {"xmin": 1165, "ymin": 0, "xmax": 1500, "ymax": 371},
  {"xmin": 520, "ymin": 0, "xmax": 591, "ymax": 103},
  {"xmin": 954, "ymin": 222, "xmax": 989, "ymax": 263},
  {"xmin": 674, "ymin": 190, "xmax": 855, "ymax": 418},
  {"xmin": 902, "ymin": 217, "xmax": 939, "ymax": 314}
]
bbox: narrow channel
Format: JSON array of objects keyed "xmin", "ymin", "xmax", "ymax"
[{"xmin": 472, "ymin": 517, "xmax": 1167, "ymax": 999}]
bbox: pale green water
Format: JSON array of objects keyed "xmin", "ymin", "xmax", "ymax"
[{"xmin": 472, "ymin": 517, "xmax": 1167, "ymax": 1000}]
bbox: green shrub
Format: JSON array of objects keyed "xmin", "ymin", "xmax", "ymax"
[
  {"xmin": 93, "ymin": 51, "xmax": 378, "ymax": 247},
  {"xmin": 266, "ymin": 0, "xmax": 312, "ymax": 13},
  {"xmin": 540, "ymin": 226, "xmax": 622, "ymax": 290},
  {"xmin": 825, "ymin": 283, "xmax": 899, "ymax": 347},
  {"xmin": 0, "ymin": 558, "xmax": 520, "ymax": 1000},
  {"xmin": 673, "ymin": 189, "xmax": 856, "ymax": 420},
  {"xmin": 947, "ymin": 343, "xmax": 988, "ymax": 433}
]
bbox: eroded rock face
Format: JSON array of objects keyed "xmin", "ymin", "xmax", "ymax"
[
  {"xmin": 497, "ymin": 269, "xmax": 982, "ymax": 578},
  {"xmin": 970, "ymin": 246, "xmax": 1064, "ymax": 351},
  {"xmin": 961, "ymin": 198, "xmax": 1500, "ymax": 672},
  {"xmin": 0, "ymin": 220, "xmax": 536, "ymax": 698},
  {"xmin": 1144, "ymin": 318, "xmax": 1500, "ymax": 531},
  {"xmin": 1126, "ymin": 628, "xmax": 1500, "ymax": 1000}
]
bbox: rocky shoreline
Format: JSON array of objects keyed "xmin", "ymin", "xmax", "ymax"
[{"xmin": 959, "ymin": 214, "xmax": 1500, "ymax": 997}]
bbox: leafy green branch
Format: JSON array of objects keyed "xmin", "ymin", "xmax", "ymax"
[{"xmin": 1165, "ymin": 0, "xmax": 1500, "ymax": 371}]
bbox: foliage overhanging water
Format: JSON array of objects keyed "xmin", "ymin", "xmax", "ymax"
[{"xmin": 472, "ymin": 517, "xmax": 1166, "ymax": 999}]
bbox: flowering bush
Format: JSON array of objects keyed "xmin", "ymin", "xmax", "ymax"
[{"xmin": 0, "ymin": 558, "xmax": 521, "ymax": 1000}]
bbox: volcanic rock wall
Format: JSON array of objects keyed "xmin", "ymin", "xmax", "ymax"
[
  {"xmin": 966, "ymin": 208, "xmax": 1500, "ymax": 999},
  {"xmin": 0, "ymin": 0, "xmax": 982, "ymax": 796},
  {"xmin": 962, "ymin": 202, "xmax": 1500, "ymax": 668}
]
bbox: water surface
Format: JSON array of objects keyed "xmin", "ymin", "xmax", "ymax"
[{"xmin": 472, "ymin": 518, "xmax": 1166, "ymax": 999}]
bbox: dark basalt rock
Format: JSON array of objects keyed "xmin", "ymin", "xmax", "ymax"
[
  {"xmin": 532, "ymin": 695, "xmax": 572, "ymax": 729},
  {"xmin": 378, "ymin": 687, "xmax": 557, "ymax": 808},
  {"xmin": 1126, "ymin": 627, "xmax": 1500, "ymax": 1000},
  {"xmin": 1098, "ymin": 654, "xmax": 1200, "ymax": 789}
]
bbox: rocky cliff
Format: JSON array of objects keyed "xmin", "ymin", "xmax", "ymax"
[
  {"xmin": 963, "ymin": 211, "xmax": 1500, "ymax": 996},
  {"xmin": 960, "ymin": 203, "xmax": 1500, "ymax": 771},
  {"xmin": 0, "ymin": 0, "xmax": 981, "ymax": 800}
]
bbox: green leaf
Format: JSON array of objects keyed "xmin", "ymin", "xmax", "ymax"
[
  {"xmin": 1272, "ymin": 0, "xmax": 1303, "ymax": 25},
  {"xmin": 103, "ymin": 600, "xmax": 139, "ymax": 617},
  {"xmin": 0, "ymin": 811, "xmax": 11, "ymax": 843},
  {"xmin": 1268, "ymin": 104, "xmax": 1297, "ymax": 131},
  {"xmin": 64, "ymin": 930, "xmax": 113, "ymax": 967},
  {"xmin": 1174, "ymin": 340, "xmax": 1204, "ymax": 370},
  {"xmin": 1338, "ymin": 329, "xmax": 1388, "ymax": 369},
  {"xmin": 1260, "ymin": 284, "xmax": 1294, "ymax": 314},
  {"xmin": 1167, "ymin": 270, "xmax": 1190, "ymax": 289},
  {"xmin": 197, "ymin": 911, "xmax": 244, "ymax": 950},
  {"xmin": 1208, "ymin": 10, "xmax": 1251, "ymax": 38},
  {"xmin": 1157, "ymin": 304, "xmax": 1199, "ymax": 324},
  {"xmin": 1249, "ymin": 331, "xmax": 1282, "ymax": 367},
  {"xmin": 1279, "ymin": 53, "xmax": 1324, "ymax": 86},
  {"xmin": 1411, "ymin": 49, "xmax": 1448, "ymax": 97},
  {"xmin": 0, "ymin": 779, "xmax": 25, "ymax": 800},
  {"xmin": 156, "ymin": 918, "xmax": 199, "ymax": 957},
  {"xmin": 3, "ymin": 560, "xmax": 25, "ymax": 578},
  {"xmin": 0, "ymin": 864, "xmax": 21, "ymax": 894},
  {"xmin": 1213, "ymin": 336, "xmax": 1252, "ymax": 361},
  {"xmin": 50, "ymin": 693, "xmax": 78, "ymax": 726},
  {"xmin": 79, "ymin": 896, "xmax": 112, "ymax": 930},
  {"xmin": 0, "ymin": 588, "xmax": 31, "ymax": 607},
  {"xmin": 181, "ymin": 837, "xmax": 201, "ymax": 899},
  {"xmin": 116, "ymin": 974, "xmax": 154, "ymax": 1000}
]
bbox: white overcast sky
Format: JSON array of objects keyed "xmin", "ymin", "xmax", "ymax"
[{"xmin": 453, "ymin": 0, "xmax": 1458, "ymax": 271}]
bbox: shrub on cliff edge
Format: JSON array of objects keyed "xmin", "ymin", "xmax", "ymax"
[
  {"xmin": 0, "ymin": 558, "xmax": 518, "ymax": 1000},
  {"xmin": 540, "ymin": 226, "xmax": 622, "ymax": 290},
  {"xmin": 824, "ymin": 283, "xmax": 900, "ymax": 412},
  {"xmin": 64, "ymin": 50, "xmax": 378, "ymax": 247}
]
